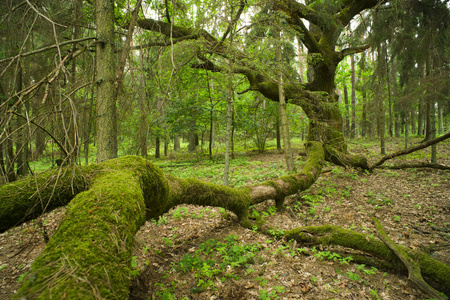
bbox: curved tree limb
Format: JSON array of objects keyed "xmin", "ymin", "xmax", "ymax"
[
  {"xmin": 370, "ymin": 132, "xmax": 450, "ymax": 171},
  {"xmin": 373, "ymin": 217, "xmax": 446, "ymax": 300},
  {"xmin": 6, "ymin": 150, "xmax": 448, "ymax": 298},
  {"xmin": 284, "ymin": 224, "xmax": 450, "ymax": 296}
]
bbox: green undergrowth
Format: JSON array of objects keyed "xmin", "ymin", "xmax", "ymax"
[{"xmin": 156, "ymin": 156, "xmax": 294, "ymax": 188}]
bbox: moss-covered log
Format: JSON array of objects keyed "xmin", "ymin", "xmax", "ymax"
[{"xmin": 284, "ymin": 225, "xmax": 450, "ymax": 296}]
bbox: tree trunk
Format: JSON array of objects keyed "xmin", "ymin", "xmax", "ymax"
[
  {"xmin": 418, "ymin": 99, "xmax": 423, "ymax": 136},
  {"xmin": 95, "ymin": 0, "xmax": 117, "ymax": 163},
  {"xmin": 4, "ymin": 152, "xmax": 448, "ymax": 298},
  {"xmin": 276, "ymin": 118, "xmax": 281, "ymax": 150},
  {"xmin": 276, "ymin": 27, "xmax": 295, "ymax": 172},
  {"xmin": 343, "ymin": 84, "xmax": 350, "ymax": 138},
  {"xmin": 155, "ymin": 135, "xmax": 160, "ymax": 159},
  {"xmin": 223, "ymin": 95, "xmax": 232, "ymax": 186},
  {"xmin": 350, "ymin": 54, "xmax": 356, "ymax": 139},
  {"xmin": 174, "ymin": 135, "xmax": 180, "ymax": 151}
]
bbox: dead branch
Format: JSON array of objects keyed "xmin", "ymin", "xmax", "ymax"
[
  {"xmin": 378, "ymin": 163, "xmax": 450, "ymax": 170},
  {"xmin": 0, "ymin": 37, "xmax": 96, "ymax": 64},
  {"xmin": 370, "ymin": 132, "xmax": 450, "ymax": 171},
  {"xmin": 10, "ymin": 111, "xmax": 69, "ymax": 157}
]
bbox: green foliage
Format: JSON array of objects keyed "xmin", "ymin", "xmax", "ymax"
[{"xmin": 171, "ymin": 235, "xmax": 263, "ymax": 292}]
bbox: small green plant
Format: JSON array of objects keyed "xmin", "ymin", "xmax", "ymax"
[
  {"xmin": 347, "ymin": 271, "xmax": 361, "ymax": 281},
  {"xmin": 130, "ymin": 256, "xmax": 140, "ymax": 276},
  {"xmin": 369, "ymin": 288, "xmax": 381, "ymax": 300},
  {"xmin": 17, "ymin": 272, "xmax": 29, "ymax": 283},
  {"xmin": 393, "ymin": 215, "xmax": 401, "ymax": 222}
]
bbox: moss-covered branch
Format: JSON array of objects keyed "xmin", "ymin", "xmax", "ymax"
[
  {"xmin": 0, "ymin": 166, "xmax": 91, "ymax": 232},
  {"xmin": 373, "ymin": 217, "xmax": 446, "ymax": 300},
  {"xmin": 284, "ymin": 225, "xmax": 450, "ymax": 296},
  {"xmin": 15, "ymin": 166, "xmax": 147, "ymax": 299}
]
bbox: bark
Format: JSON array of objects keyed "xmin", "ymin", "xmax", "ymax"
[
  {"xmin": 15, "ymin": 162, "xmax": 147, "ymax": 299},
  {"xmin": 343, "ymin": 84, "xmax": 350, "ymax": 137},
  {"xmin": 350, "ymin": 54, "xmax": 356, "ymax": 139},
  {"xmin": 95, "ymin": 0, "xmax": 117, "ymax": 162},
  {"xmin": 276, "ymin": 27, "xmax": 295, "ymax": 172}
]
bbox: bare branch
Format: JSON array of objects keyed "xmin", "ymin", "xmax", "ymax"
[
  {"xmin": 0, "ymin": 37, "xmax": 96, "ymax": 64},
  {"xmin": 370, "ymin": 132, "xmax": 450, "ymax": 171}
]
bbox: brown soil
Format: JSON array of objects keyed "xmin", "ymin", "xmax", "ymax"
[{"xmin": 1, "ymin": 138, "xmax": 449, "ymax": 299}]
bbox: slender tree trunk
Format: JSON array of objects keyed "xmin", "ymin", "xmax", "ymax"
[
  {"xmin": 438, "ymin": 103, "xmax": 444, "ymax": 134},
  {"xmin": 385, "ymin": 49, "xmax": 393, "ymax": 138},
  {"xmin": 155, "ymin": 136, "xmax": 160, "ymax": 159},
  {"xmin": 15, "ymin": 64, "xmax": 27, "ymax": 176},
  {"xmin": 411, "ymin": 110, "xmax": 416, "ymax": 136},
  {"xmin": 343, "ymin": 84, "xmax": 350, "ymax": 138},
  {"xmin": 276, "ymin": 118, "xmax": 281, "ymax": 150},
  {"xmin": 405, "ymin": 111, "xmax": 409, "ymax": 150},
  {"xmin": 376, "ymin": 82, "xmax": 385, "ymax": 155},
  {"xmin": 188, "ymin": 120, "xmax": 197, "ymax": 153},
  {"xmin": 417, "ymin": 99, "xmax": 423, "ymax": 136},
  {"xmin": 276, "ymin": 27, "xmax": 295, "ymax": 172},
  {"xmin": 425, "ymin": 97, "xmax": 432, "ymax": 142},
  {"xmin": 350, "ymin": 54, "xmax": 356, "ymax": 139},
  {"xmin": 395, "ymin": 114, "xmax": 401, "ymax": 138},
  {"xmin": 362, "ymin": 91, "xmax": 367, "ymax": 137},
  {"xmin": 138, "ymin": 54, "xmax": 148, "ymax": 157},
  {"xmin": 95, "ymin": 0, "xmax": 117, "ymax": 162},
  {"xmin": 431, "ymin": 100, "xmax": 436, "ymax": 163},
  {"xmin": 223, "ymin": 91, "xmax": 232, "ymax": 186},
  {"xmin": 174, "ymin": 135, "xmax": 180, "ymax": 151}
]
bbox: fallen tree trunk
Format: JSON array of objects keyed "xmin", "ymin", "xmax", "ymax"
[
  {"xmin": 10, "ymin": 142, "xmax": 324, "ymax": 298},
  {"xmin": 9, "ymin": 143, "xmax": 449, "ymax": 298}
]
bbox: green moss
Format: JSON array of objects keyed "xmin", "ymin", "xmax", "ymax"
[
  {"xmin": 15, "ymin": 169, "xmax": 146, "ymax": 299},
  {"xmin": 170, "ymin": 177, "xmax": 251, "ymax": 220},
  {"xmin": 0, "ymin": 166, "xmax": 89, "ymax": 232}
]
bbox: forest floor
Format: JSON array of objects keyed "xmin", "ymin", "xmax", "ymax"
[{"xmin": 0, "ymin": 137, "xmax": 449, "ymax": 300}]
